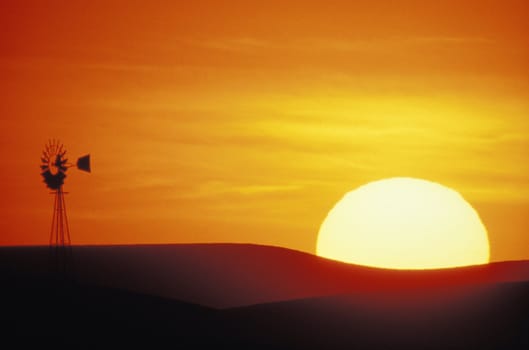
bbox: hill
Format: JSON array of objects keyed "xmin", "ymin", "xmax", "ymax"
[
  {"xmin": 2, "ymin": 244, "xmax": 529, "ymax": 308},
  {"xmin": 1, "ymin": 244, "xmax": 528, "ymax": 348},
  {"xmin": 222, "ymin": 280, "xmax": 529, "ymax": 349}
]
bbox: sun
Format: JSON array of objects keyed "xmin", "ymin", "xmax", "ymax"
[{"xmin": 316, "ymin": 177, "xmax": 490, "ymax": 269}]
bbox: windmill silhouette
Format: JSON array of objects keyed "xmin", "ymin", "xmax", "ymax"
[{"xmin": 40, "ymin": 139, "xmax": 91, "ymax": 272}]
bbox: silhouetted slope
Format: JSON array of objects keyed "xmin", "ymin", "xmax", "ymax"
[
  {"xmin": 1, "ymin": 269, "xmax": 527, "ymax": 348},
  {"xmin": 1, "ymin": 244, "xmax": 529, "ymax": 348},
  {"xmin": 1, "ymin": 280, "xmax": 212, "ymax": 337},
  {"xmin": 221, "ymin": 281, "xmax": 529, "ymax": 349},
  {"xmin": 1, "ymin": 244, "xmax": 529, "ymax": 308}
]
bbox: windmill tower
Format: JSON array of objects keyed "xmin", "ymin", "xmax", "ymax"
[{"xmin": 40, "ymin": 140, "xmax": 91, "ymax": 273}]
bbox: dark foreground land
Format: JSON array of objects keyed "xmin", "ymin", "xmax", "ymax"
[{"xmin": 1, "ymin": 244, "xmax": 528, "ymax": 349}]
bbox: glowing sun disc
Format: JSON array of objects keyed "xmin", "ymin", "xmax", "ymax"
[{"xmin": 316, "ymin": 177, "xmax": 490, "ymax": 269}]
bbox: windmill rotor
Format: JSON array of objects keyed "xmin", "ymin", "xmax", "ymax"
[{"xmin": 40, "ymin": 140, "xmax": 91, "ymax": 190}]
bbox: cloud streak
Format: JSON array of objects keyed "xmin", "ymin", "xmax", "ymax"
[
  {"xmin": 187, "ymin": 35, "xmax": 494, "ymax": 54},
  {"xmin": 182, "ymin": 181, "xmax": 305, "ymax": 199}
]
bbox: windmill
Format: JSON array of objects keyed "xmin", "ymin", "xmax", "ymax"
[{"xmin": 40, "ymin": 139, "xmax": 91, "ymax": 272}]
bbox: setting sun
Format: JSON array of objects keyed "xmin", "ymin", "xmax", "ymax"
[{"xmin": 317, "ymin": 178, "xmax": 490, "ymax": 269}]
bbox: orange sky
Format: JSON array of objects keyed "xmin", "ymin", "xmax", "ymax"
[{"xmin": 1, "ymin": 1, "xmax": 528, "ymax": 262}]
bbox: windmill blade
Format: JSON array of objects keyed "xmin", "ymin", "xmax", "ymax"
[
  {"xmin": 40, "ymin": 165, "xmax": 48, "ymax": 171},
  {"xmin": 41, "ymin": 157, "xmax": 48, "ymax": 164}
]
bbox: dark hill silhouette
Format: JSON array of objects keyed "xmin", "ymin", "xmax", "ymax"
[
  {"xmin": 1, "ymin": 244, "xmax": 529, "ymax": 348},
  {"xmin": 1, "ymin": 244, "xmax": 529, "ymax": 308},
  {"xmin": 221, "ymin": 280, "xmax": 529, "ymax": 349}
]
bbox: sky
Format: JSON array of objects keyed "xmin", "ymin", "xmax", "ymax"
[{"xmin": 1, "ymin": 0, "xmax": 528, "ymax": 262}]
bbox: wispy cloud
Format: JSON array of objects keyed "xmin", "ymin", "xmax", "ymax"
[
  {"xmin": 407, "ymin": 36, "xmax": 494, "ymax": 45},
  {"xmin": 182, "ymin": 181, "xmax": 304, "ymax": 199},
  {"xmin": 186, "ymin": 35, "xmax": 493, "ymax": 54},
  {"xmin": 188, "ymin": 37, "xmax": 273, "ymax": 52}
]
